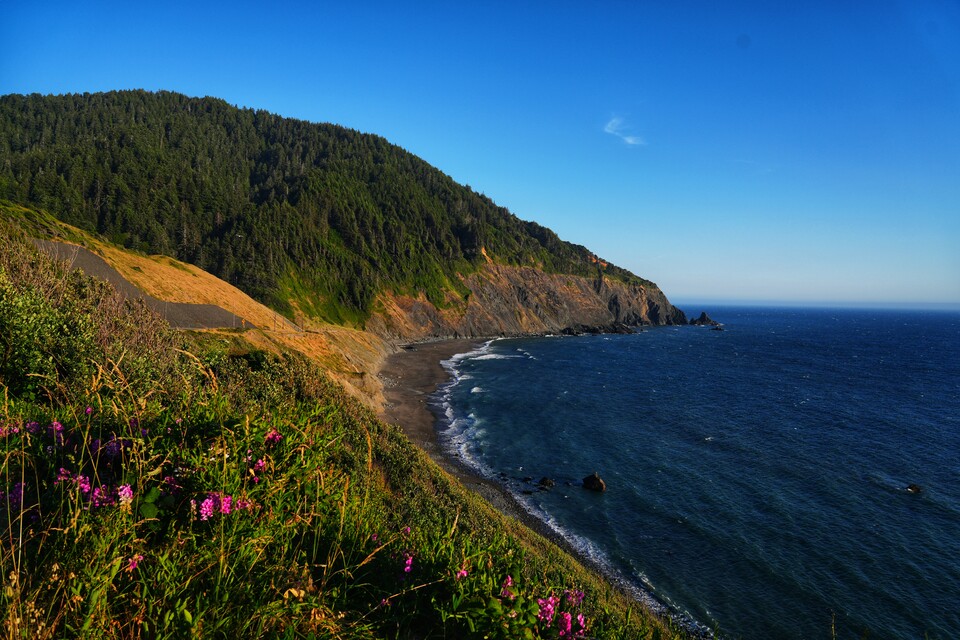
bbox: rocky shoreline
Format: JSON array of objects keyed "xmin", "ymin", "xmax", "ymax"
[{"xmin": 377, "ymin": 336, "xmax": 714, "ymax": 639}]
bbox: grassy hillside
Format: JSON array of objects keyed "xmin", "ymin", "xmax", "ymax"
[
  {"xmin": 0, "ymin": 210, "xmax": 690, "ymax": 637},
  {"xmin": 0, "ymin": 90, "xmax": 658, "ymax": 327}
]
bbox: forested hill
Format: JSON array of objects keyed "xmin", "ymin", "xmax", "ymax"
[{"xmin": 0, "ymin": 90, "xmax": 683, "ymax": 330}]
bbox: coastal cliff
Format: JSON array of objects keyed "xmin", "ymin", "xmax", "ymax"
[{"xmin": 367, "ymin": 263, "xmax": 686, "ymax": 340}]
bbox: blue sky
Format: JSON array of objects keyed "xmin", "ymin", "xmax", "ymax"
[{"xmin": 3, "ymin": 1, "xmax": 958, "ymax": 307}]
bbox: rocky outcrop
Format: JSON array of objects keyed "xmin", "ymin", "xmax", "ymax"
[
  {"xmin": 689, "ymin": 311, "xmax": 720, "ymax": 327},
  {"xmin": 367, "ymin": 263, "xmax": 687, "ymax": 340},
  {"xmin": 582, "ymin": 472, "xmax": 607, "ymax": 492}
]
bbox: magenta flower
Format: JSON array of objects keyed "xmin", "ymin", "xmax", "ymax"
[
  {"xmin": 85, "ymin": 406, "xmax": 93, "ymax": 416},
  {"xmin": 126, "ymin": 554, "xmax": 144, "ymax": 572},
  {"xmin": 456, "ymin": 569, "xmax": 468, "ymax": 579},
  {"xmin": 537, "ymin": 595, "xmax": 559, "ymax": 626},
  {"xmin": 403, "ymin": 553, "xmax": 414, "ymax": 573},
  {"xmin": 220, "ymin": 494, "xmax": 233, "ymax": 515},
  {"xmin": 557, "ymin": 611, "xmax": 573, "ymax": 636},
  {"xmin": 264, "ymin": 429, "xmax": 282, "ymax": 447},
  {"xmin": 200, "ymin": 496, "xmax": 216, "ymax": 521},
  {"xmin": 500, "ymin": 575, "xmax": 515, "ymax": 601},
  {"xmin": 118, "ymin": 484, "xmax": 133, "ymax": 502}
]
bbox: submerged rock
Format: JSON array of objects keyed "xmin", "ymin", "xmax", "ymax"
[{"xmin": 582, "ymin": 472, "xmax": 607, "ymax": 492}]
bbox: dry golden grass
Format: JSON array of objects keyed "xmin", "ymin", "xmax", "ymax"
[{"xmin": 24, "ymin": 216, "xmax": 393, "ymax": 409}]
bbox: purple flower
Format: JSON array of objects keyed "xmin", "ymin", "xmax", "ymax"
[
  {"xmin": 456, "ymin": 569, "xmax": 468, "ymax": 579},
  {"xmin": 127, "ymin": 554, "xmax": 144, "ymax": 572},
  {"xmin": 25, "ymin": 421, "xmax": 41, "ymax": 434},
  {"xmin": 253, "ymin": 459, "xmax": 266, "ymax": 473},
  {"xmin": 200, "ymin": 496, "xmax": 216, "ymax": 521},
  {"xmin": 537, "ymin": 595, "xmax": 559, "ymax": 626},
  {"xmin": 91, "ymin": 486, "xmax": 115, "ymax": 507},
  {"xmin": 557, "ymin": 611, "xmax": 573, "ymax": 637},
  {"xmin": 564, "ymin": 589, "xmax": 585, "ymax": 607},
  {"xmin": 264, "ymin": 429, "xmax": 282, "ymax": 447},
  {"xmin": 85, "ymin": 406, "xmax": 93, "ymax": 416},
  {"xmin": 220, "ymin": 494, "xmax": 233, "ymax": 515},
  {"xmin": 118, "ymin": 484, "xmax": 133, "ymax": 508},
  {"xmin": 403, "ymin": 553, "xmax": 414, "ymax": 573},
  {"xmin": 501, "ymin": 575, "xmax": 516, "ymax": 601}
]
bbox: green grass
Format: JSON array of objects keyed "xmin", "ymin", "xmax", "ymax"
[{"xmin": 0, "ymin": 220, "xmax": 689, "ymax": 638}]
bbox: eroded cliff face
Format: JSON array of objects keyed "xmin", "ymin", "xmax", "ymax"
[{"xmin": 366, "ymin": 264, "xmax": 687, "ymax": 340}]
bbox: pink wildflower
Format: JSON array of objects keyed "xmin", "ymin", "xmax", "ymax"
[
  {"xmin": 220, "ymin": 494, "xmax": 233, "ymax": 515},
  {"xmin": 537, "ymin": 595, "xmax": 559, "ymax": 626},
  {"xmin": 264, "ymin": 429, "xmax": 282, "ymax": 447},
  {"xmin": 253, "ymin": 458, "xmax": 266, "ymax": 473},
  {"xmin": 557, "ymin": 611, "xmax": 573, "ymax": 636},
  {"xmin": 118, "ymin": 484, "xmax": 134, "ymax": 511},
  {"xmin": 456, "ymin": 569, "xmax": 468, "ymax": 579},
  {"xmin": 200, "ymin": 496, "xmax": 216, "ymax": 521},
  {"xmin": 403, "ymin": 553, "xmax": 414, "ymax": 573},
  {"xmin": 126, "ymin": 554, "xmax": 144, "ymax": 572},
  {"xmin": 501, "ymin": 575, "xmax": 515, "ymax": 600}
]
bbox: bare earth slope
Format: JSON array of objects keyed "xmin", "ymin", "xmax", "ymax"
[{"xmin": 369, "ymin": 263, "xmax": 685, "ymax": 340}]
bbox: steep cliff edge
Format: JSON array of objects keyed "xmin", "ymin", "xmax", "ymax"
[{"xmin": 367, "ymin": 263, "xmax": 687, "ymax": 340}]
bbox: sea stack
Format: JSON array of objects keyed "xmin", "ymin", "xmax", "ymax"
[{"xmin": 582, "ymin": 472, "xmax": 607, "ymax": 492}]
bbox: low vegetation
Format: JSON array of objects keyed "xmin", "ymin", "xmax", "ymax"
[{"xmin": 1, "ymin": 218, "xmax": 687, "ymax": 637}]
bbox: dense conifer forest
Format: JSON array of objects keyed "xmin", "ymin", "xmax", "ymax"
[{"xmin": 0, "ymin": 91, "xmax": 651, "ymax": 325}]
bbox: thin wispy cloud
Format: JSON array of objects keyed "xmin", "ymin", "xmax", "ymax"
[{"xmin": 604, "ymin": 117, "xmax": 646, "ymax": 146}]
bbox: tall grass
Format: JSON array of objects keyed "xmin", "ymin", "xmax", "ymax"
[{"xmin": 0, "ymin": 217, "xmax": 686, "ymax": 638}]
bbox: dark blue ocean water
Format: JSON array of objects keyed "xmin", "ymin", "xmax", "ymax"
[{"xmin": 433, "ymin": 307, "xmax": 960, "ymax": 639}]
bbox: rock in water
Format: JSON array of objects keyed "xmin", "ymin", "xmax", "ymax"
[
  {"xmin": 582, "ymin": 472, "xmax": 607, "ymax": 492},
  {"xmin": 690, "ymin": 311, "xmax": 720, "ymax": 326},
  {"xmin": 907, "ymin": 484, "xmax": 922, "ymax": 494}
]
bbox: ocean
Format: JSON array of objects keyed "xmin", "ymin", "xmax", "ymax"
[{"xmin": 432, "ymin": 306, "xmax": 960, "ymax": 639}]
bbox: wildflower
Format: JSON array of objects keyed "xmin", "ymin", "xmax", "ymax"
[
  {"xmin": 55, "ymin": 468, "xmax": 73, "ymax": 485},
  {"xmin": 501, "ymin": 575, "xmax": 516, "ymax": 601},
  {"xmin": 236, "ymin": 498, "xmax": 252, "ymax": 510},
  {"xmin": 85, "ymin": 406, "xmax": 93, "ymax": 416},
  {"xmin": 162, "ymin": 475, "xmax": 181, "ymax": 495},
  {"xmin": 577, "ymin": 613, "xmax": 587, "ymax": 633},
  {"xmin": 25, "ymin": 421, "xmax": 40, "ymax": 434},
  {"xmin": 118, "ymin": 485, "xmax": 134, "ymax": 510},
  {"xmin": 564, "ymin": 589, "xmax": 585, "ymax": 606},
  {"xmin": 370, "ymin": 533, "xmax": 379, "ymax": 543},
  {"xmin": 200, "ymin": 496, "xmax": 216, "ymax": 521},
  {"xmin": 76, "ymin": 475, "xmax": 92, "ymax": 495},
  {"xmin": 403, "ymin": 553, "xmax": 414, "ymax": 573},
  {"xmin": 264, "ymin": 429, "xmax": 282, "ymax": 447},
  {"xmin": 91, "ymin": 486, "xmax": 115, "ymax": 507},
  {"xmin": 126, "ymin": 554, "xmax": 144, "ymax": 572},
  {"xmin": 253, "ymin": 458, "xmax": 266, "ymax": 473},
  {"xmin": 220, "ymin": 494, "xmax": 233, "ymax": 515},
  {"xmin": 48, "ymin": 421, "xmax": 65, "ymax": 445},
  {"xmin": 537, "ymin": 595, "xmax": 559, "ymax": 626},
  {"xmin": 557, "ymin": 611, "xmax": 572, "ymax": 637},
  {"xmin": 456, "ymin": 569, "xmax": 468, "ymax": 579},
  {"xmin": 380, "ymin": 598, "xmax": 390, "ymax": 607}
]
